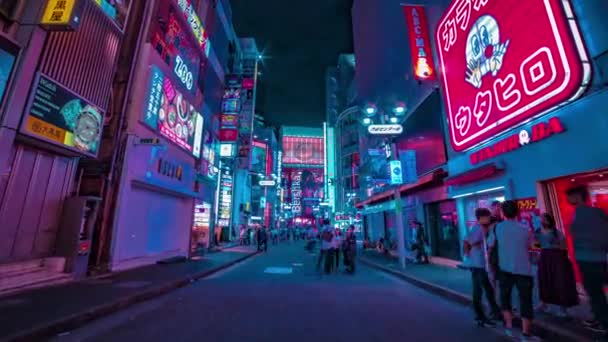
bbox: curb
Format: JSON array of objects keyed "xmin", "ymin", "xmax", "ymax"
[
  {"xmin": 3, "ymin": 251, "xmax": 259, "ymax": 342},
  {"xmin": 360, "ymin": 257, "xmax": 594, "ymax": 342}
]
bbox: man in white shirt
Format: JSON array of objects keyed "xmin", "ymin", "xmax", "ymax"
[
  {"xmin": 316, "ymin": 219, "xmax": 334, "ymax": 274},
  {"xmin": 488, "ymin": 200, "xmax": 536, "ymax": 340},
  {"xmin": 463, "ymin": 208, "xmax": 501, "ymax": 326}
]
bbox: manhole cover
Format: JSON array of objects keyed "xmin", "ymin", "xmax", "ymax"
[
  {"xmin": 292, "ymin": 263, "xmax": 303, "ymax": 267},
  {"xmin": 114, "ymin": 281, "xmax": 152, "ymax": 288},
  {"xmin": 264, "ymin": 267, "xmax": 293, "ymax": 274}
]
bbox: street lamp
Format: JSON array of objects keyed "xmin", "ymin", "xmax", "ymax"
[
  {"xmin": 389, "ymin": 117, "xmax": 398, "ymax": 123},
  {"xmin": 362, "ymin": 117, "xmax": 372, "ymax": 125}
]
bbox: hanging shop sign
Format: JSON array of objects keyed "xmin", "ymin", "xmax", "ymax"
[
  {"xmin": 259, "ymin": 180, "xmax": 276, "ymax": 187},
  {"xmin": 470, "ymin": 117, "xmax": 565, "ymax": 165},
  {"xmin": 143, "ymin": 65, "xmax": 204, "ymax": 158},
  {"xmin": 219, "ymin": 128, "xmax": 238, "ymax": 142},
  {"xmin": 367, "ymin": 124, "xmax": 403, "ymax": 135},
  {"xmin": 93, "ymin": 0, "xmax": 129, "ymax": 27},
  {"xmin": 219, "ymin": 143, "xmax": 234, "ymax": 157},
  {"xmin": 217, "ymin": 164, "xmax": 233, "ymax": 227},
  {"xmin": 22, "ymin": 74, "xmax": 103, "ymax": 156},
  {"xmin": 0, "ymin": 36, "xmax": 18, "ymax": 108},
  {"xmin": 40, "ymin": 0, "xmax": 83, "ymax": 30},
  {"xmin": 220, "ymin": 114, "xmax": 238, "ymax": 128},
  {"xmin": 150, "ymin": 7, "xmax": 200, "ymax": 94},
  {"xmin": 176, "ymin": 0, "xmax": 210, "ymax": 56},
  {"xmin": 436, "ymin": 0, "xmax": 591, "ymax": 152},
  {"xmin": 403, "ymin": 5, "xmax": 436, "ymax": 80},
  {"xmin": 389, "ymin": 160, "xmax": 403, "ymax": 185}
]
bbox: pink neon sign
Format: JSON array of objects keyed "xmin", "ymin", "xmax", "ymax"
[{"xmin": 436, "ymin": 0, "xmax": 591, "ymax": 152}]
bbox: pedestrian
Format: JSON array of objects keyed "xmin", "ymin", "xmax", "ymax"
[
  {"xmin": 343, "ymin": 225, "xmax": 357, "ymax": 274},
  {"xmin": 239, "ymin": 225, "xmax": 246, "ymax": 245},
  {"xmin": 412, "ymin": 221, "xmax": 429, "ymax": 263},
  {"xmin": 566, "ymin": 186, "xmax": 608, "ymax": 335},
  {"xmin": 487, "ymin": 200, "xmax": 537, "ymax": 340},
  {"xmin": 534, "ymin": 213, "xmax": 578, "ymax": 317},
  {"xmin": 316, "ymin": 219, "xmax": 334, "ymax": 274},
  {"xmin": 332, "ymin": 228, "xmax": 343, "ymax": 273},
  {"xmin": 463, "ymin": 208, "xmax": 501, "ymax": 327},
  {"xmin": 491, "ymin": 200, "xmax": 504, "ymax": 223}
]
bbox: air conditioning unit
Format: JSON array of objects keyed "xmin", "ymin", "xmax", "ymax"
[{"xmin": 0, "ymin": 0, "xmax": 26, "ymax": 22}]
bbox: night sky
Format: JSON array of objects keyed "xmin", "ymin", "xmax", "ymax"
[{"xmin": 230, "ymin": 0, "xmax": 354, "ymax": 127}]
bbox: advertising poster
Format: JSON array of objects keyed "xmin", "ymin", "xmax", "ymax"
[
  {"xmin": 285, "ymin": 168, "xmax": 324, "ymax": 218},
  {"xmin": 436, "ymin": 0, "xmax": 590, "ymax": 152},
  {"xmin": 217, "ymin": 164, "xmax": 233, "ymax": 227},
  {"xmin": 250, "ymin": 141, "xmax": 267, "ymax": 174},
  {"xmin": 515, "ymin": 197, "xmax": 541, "ymax": 231},
  {"xmin": 144, "ymin": 66, "xmax": 204, "ymax": 157},
  {"xmin": 23, "ymin": 75, "xmax": 103, "ymax": 156},
  {"xmin": 0, "ymin": 37, "xmax": 18, "ymax": 107},
  {"xmin": 282, "ymin": 136, "xmax": 324, "ymax": 165}
]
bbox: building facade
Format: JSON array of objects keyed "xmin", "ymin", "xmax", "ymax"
[
  {"xmin": 353, "ymin": 0, "xmax": 608, "ymax": 267},
  {"xmin": 0, "ymin": 1, "xmax": 129, "ymax": 289}
]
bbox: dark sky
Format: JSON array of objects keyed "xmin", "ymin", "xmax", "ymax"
[{"xmin": 229, "ymin": 0, "xmax": 354, "ymax": 127}]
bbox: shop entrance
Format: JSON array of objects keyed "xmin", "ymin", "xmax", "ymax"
[
  {"xmin": 426, "ymin": 200, "xmax": 460, "ymax": 260},
  {"xmin": 544, "ymin": 169, "xmax": 608, "ymax": 282}
]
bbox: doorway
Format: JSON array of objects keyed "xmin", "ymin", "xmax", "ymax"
[{"xmin": 426, "ymin": 200, "xmax": 460, "ymax": 260}]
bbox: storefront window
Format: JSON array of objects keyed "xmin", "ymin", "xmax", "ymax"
[
  {"xmin": 0, "ymin": 36, "xmax": 18, "ymax": 108},
  {"xmin": 463, "ymin": 192, "xmax": 505, "ymax": 231},
  {"xmin": 427, "ymin": 200, "xmax": 460, "ymax": 260},
  {"xmin": 191, "ymin": 201, "xmax": 211, "ymax": 254}
]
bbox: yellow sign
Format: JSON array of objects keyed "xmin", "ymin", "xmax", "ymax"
[{"xmin": 41, "ymin": 0, "xmax": 78, "ymax": 26}]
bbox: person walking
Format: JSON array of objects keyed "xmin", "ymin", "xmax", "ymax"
[
  {"xmin": 463, "ymin": 208, "xmax": 502, "ymax": 327},
  {"xmin": 566, "ymin": 186, "xmax": 608, "ymax": 336},
  {"xmin": 412, "ymin": 221, "xmax": 429, "ymax": 263},
  {"xmin": 332, "ymin": 229, "xmax": 343, "ymax": 273},
  {"xmin": 534, "ymin": 213, "xmax": 578, "ymax": 317},
  {"xmin": 487, "ymin": 200, "xmax": 538, "ymax": 340},
  {"xmin": 316, "ymin": 219, "xmax": 334, "ymax": 274},
  {"xmin": 343, "ymin": 225, "xmax": 357, "ymax": 274}
]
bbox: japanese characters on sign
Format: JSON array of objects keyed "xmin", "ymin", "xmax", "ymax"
[
  {"xmin": 367, "ymin": 124, "xmax": 404, "ymax": 135},
  {"xmin": 143, "ymin": 66, "xmax": 204, "ymax": 158},
  {"xmin": 23, "ymin": 75, "xmax": 103, "ymax": 156},
  {"xmin": 403, "ymin": 5, "xmax": 436, "ymax": 80},
  {"xmin": 41, "ymin": 0, "xmax": 81, "ymax": 30},
  {"xmin": 436, "ymin": 0, "xmax": 591, "ymax": 152},
  {"xmin": 470, "ymin": 117, "xmax": 565, "ymax": 164},
  {"xmin": 176, "ymin": 0, "xmax": 210, "ymax": 56}
]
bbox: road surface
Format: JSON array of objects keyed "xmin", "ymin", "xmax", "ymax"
[{"xmin": 52, "ymin": 242, "xmax": 509, "ymax": 342}]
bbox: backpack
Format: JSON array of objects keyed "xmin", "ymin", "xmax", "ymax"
[{"xmin": 322, "ymin": 229, "xmax": 333, "ymax": 242}]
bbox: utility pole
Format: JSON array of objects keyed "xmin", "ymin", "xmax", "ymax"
[{"xmin": 391, "ymin": 140, "xmax": 406, "ymax": 269}]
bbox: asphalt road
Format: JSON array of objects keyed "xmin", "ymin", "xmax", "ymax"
[{"xmin": 51, "ymin": 241, "xmax": 510, "ymax": 342}]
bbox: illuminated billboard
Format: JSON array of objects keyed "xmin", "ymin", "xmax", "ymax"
[
  {"xmin": 285, "ymin": 168, "xmax": 324, "ymax": 218},
  {"xmin": 251, "ymin": 140, "xmax": 267, "ymax": 174},
  {"xmin": 282, "ymin": 136, "xmax": 324, "ymax": 165},
  {"xmin": 143, "ymin": 65, "xmax": 204, "ymax": 158},
  {"xmin": 436, "ymin": 0, "xmax": 591, "ymax": 152}
]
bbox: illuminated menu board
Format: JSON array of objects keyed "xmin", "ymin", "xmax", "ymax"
[
  {"xmin": 144, "ymin": 65, "xmax": 204, "ymax": 158},
  {"xmin": 23, "ymin": 75, "xmax": 103, "ymax": 156}
]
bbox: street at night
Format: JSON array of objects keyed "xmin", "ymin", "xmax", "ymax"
[
  {"xmin": 49, "ymin": 242, "xmax": 506, "ymax": 342},
  {"xmin": 1, "ymin": 0, "xmax": 607, "ymax": 341}
]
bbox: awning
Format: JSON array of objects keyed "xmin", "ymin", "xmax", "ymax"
[
  {"xmin": 444, "ymin": 163, "xmax": 502, "ymax": 187},
  {"xmin": 355, "ymin": 168, "xmax": 446, "ymax": 208}
]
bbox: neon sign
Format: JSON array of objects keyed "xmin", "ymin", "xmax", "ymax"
[
  {"xmin": 470, "ymin": 117, "xmax": 565, "ymax": 164},
  {"xmin": 367, "ymin": 124, "xmax": 403, "ymax": 135},
  {"xmin": 174, "ymin": 55, "xmax": 194, "ymax": 90},
  {"xmin": 177, "ymin": 0, "xmax": 209, "ymax": 56},
  {"xmin": 403, "ymin": 5, "xmax": 436, "ymax": 80},
  {"xmin": 436, "ymin": 0, "xmax": 591, "ymax": 152}
]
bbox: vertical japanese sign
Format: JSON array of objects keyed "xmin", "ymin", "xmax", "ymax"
[
  {"xmin": 41, "ymin": 0, "xmax": 81, "ymax": 30},
  {"xmin": 436, "ymin": 0, "xmax": 591, "ymax": 152},
  {"xmin": 403, "ymin": 5, "xmax": 436, "ymax": 80}
]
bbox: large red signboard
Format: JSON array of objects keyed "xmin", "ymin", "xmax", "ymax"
[
  {"xmin": 436, "ymin": 0, "xmax": 590, "ymax": 152},
  {"xmin": 403, "ymin": 5, "xmax": 436, "ymax": 81}
]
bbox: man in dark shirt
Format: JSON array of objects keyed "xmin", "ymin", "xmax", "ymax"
[{"xmin": 567, "ymin": 186, "xmax": 608, "ymax": 335}]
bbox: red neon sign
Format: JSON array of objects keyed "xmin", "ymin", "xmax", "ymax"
[
  {"xmin": 470, "ymin": 117, "xmax": 564, "ymax": 164},
  {"xmin": 218, "ymin": 129, "xmax": 238, "ymax": 142},
  {"xmin": 436, "ymin": 0, "xmax": 590, "ymax": 152},
  {"xmin": 403, "ymin": 5, "xmax": 436, "ymax": 81}
]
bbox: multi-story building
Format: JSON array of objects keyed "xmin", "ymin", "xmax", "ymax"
[
  {"xmin": 0, "ymin": 1, "xmax": 130, "ymax": 290},
  {"xmin": 353, "ymin": 0, "xmax": 608, "ymax": 269},
  {"xmin": 280, "ymin": 126, "xmax": 325, "ymax": 227}
]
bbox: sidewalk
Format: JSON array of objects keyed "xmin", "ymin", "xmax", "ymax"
[
  {"xmin": 360, "ymin": 250, "xmax": 599, "ymax": 342},
  {"xmin": 0, "ymin": 246, "xmax": 258, "ymax": 342}
]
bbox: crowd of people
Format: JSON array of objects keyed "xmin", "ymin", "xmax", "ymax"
[{"xmin": 463, "ymin": 186, "xmax": 607, "ymax": 341}]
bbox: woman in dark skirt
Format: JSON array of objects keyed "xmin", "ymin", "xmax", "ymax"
[{"xmin": 535, "ymin": 213, "xmax": 579, "ymax": 316}]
